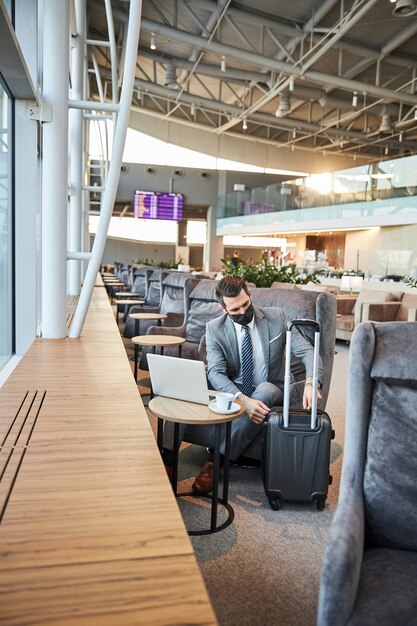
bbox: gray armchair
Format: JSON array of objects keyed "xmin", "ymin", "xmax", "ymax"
[
  {"xmin": 335, "ymin": 289, "xmax": 404, "ymax": 342},
  {"xmin": 138, "ymin": 273, "xmax": 202, "ymax": 369},
  {"xmin": 361, "ymin": 292, "xmax": 417, "ymax": 323},
  {"xmin": 317, "ymin": 321, "xmax": 417, "ymax": 626},
  {"xmin": 144, "ymin": 279, "xmax": 223, "ymax": 361},
  {"xmin": 128, "ymin": 265, "xmax": 152, "ymax": 293},
  {"xmin": 123, "ymin": 269, "xmax": 168, "ymax": 338}
]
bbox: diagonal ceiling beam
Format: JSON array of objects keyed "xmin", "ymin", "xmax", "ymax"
[
  {"xmin": 129, "ymin": 75, "xmax": 399, "ymax": 147},
  {"xmin": 215, "ymin": 0, "xmax": 379, "ymax": 134},
  {"xmin": 139, "ymin": 18, "xmax": 417, "ymax": 106}
]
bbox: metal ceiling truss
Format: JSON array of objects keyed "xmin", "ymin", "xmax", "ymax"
[{"xmin": 87, "ymin": 0, "xmax": 417, "ymax": 161}]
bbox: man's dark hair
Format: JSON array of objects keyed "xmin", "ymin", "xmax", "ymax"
[{"xmin": 215, "ymin": 275, "xmax": 249, "ymax": 305}]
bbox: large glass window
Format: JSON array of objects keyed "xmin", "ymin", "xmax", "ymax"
[{"xmin": 0, "ymin": 84, "xmax": 12, "ymax": 370}]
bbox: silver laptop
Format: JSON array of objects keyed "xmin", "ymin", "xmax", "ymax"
[{"xmin": 147, "ymin": 354, "xmax": 212, "ymax": 404}]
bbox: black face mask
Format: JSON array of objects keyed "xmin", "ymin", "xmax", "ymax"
[{"xmin": 229, "ymin": 303, "xmax": 254, "ymax": 326}]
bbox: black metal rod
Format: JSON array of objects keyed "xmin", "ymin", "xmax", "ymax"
[
  {"xmin": 211, "ymin": 424, "xmax": 221, "ymax": 531},
  {"xmin": 172, "ymin": 422, "xmax": 179, "ymax": 496},
  {"xmin": 157, "ymin": 417, "xmax": 163, "ymax": 451},
  {"xmin": 134, "ymin": 342, "xmax": 139, "ymax": 382},
  {"xmin": 133, "ymin": 317, "xmax": 140, "ymax": 382},
  {"xmin": 223, "ymin": 421, "xmax": 231, "ymax": 505}
]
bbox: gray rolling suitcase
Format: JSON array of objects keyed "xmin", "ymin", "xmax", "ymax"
[{"xmin": 262, "ymin": 319, "xmax": 334, "ymax": 511}]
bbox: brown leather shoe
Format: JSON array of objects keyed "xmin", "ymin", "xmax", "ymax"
[{"xmin": 192, "ymin": 461, "xmax": 214, "ymax": 494}]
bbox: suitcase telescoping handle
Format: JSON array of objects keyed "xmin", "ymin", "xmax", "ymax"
[{"xmin": 283, "ymin": 319, "xmax": 320, "ymax": 430}]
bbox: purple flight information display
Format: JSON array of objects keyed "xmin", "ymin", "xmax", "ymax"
[{"xmin": 133, "ymin": 190, "xmax": 184, "ymax": 221}]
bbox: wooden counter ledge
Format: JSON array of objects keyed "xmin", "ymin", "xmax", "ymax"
[{"xmin": 0, "ymin": 287, "xmax": 217, "ymax": 625}]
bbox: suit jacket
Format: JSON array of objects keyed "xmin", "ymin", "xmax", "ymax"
[{"xmin": 206, "ymin": 305, "xmax": 323, "ymax": 396}]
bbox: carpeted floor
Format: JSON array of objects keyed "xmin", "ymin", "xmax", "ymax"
[{"xmin": 119, "ymin": 308, "xmax": 350, "ymax": 626}]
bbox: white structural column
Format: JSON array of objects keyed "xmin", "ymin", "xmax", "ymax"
[
  {"xmin": 41, "ymin": 0, "xmax": 70, "ymax": 338},
  {"xmin": 69, "ymin": 0, "xmax": 142, "ymax": 338},
  {"xmin": 204, "ymin": 205, "xmax": 223, "ymax": 272},
  {"xmin": 68, "ymin": 0, "xmax": 85, "ymax": 295}
]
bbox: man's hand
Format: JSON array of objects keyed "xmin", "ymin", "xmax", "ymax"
[
  {"xmin": 238, "ymin": 394, "xmax": 270, "ymax": 424},
  {"xmin": 303, "ymin": 381, "xmax": 323, "ymax": 410}
]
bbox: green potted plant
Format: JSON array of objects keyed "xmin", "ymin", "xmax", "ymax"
[{"xmin": 221, "ymin": 251, "xmax": 320, "ymax": 288}]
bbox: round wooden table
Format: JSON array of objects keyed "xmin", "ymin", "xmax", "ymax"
[
  {"xmin": 104, "ymin": 280, "xmax": 126, "ymax": 296},
  {"xmin": 129, "ymin": 311, "xmax": 168, "ymax": 338},
  {"xmin": 131, "ymin": 333, "xmax": 184, "ymax": 382},
  {"xmin": 149, "ymin": 395, "xmax": 244, "ymax": 535},
  {"xmin": 115, "ymin": 299, "xmax": 145, "ymax": 325}
]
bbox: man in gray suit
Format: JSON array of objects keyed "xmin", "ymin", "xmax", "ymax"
[{"xmin": 192, "ymin": 274, "xmax": 323, "ymax": 494}]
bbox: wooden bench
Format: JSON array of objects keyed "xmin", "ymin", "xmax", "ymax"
[{"xmin": 0, "ymin": 286, "xmax": 217, "ymax": 625}]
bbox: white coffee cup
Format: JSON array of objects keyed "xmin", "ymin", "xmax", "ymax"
[{"xmin": 215, "ymin": 392, "xmax": 234, "ymax": 411}]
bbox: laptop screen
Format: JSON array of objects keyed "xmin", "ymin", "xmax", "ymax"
[{"xmin": 147, "ymin": 354, "xmax": 211, "ymax": 404}]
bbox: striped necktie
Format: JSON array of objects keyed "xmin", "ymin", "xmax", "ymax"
[{"xmin": 240, "ymin": 325, "xmax": 253, "ymax": 397}]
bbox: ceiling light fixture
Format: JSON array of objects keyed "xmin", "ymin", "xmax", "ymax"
[
  {"xmin": 414, "ymin": 108, "xmax": 417, "ymax": 120},
  {"xmin": 221, "ymin": 55, "xmax": 226, "ymax": 72},
  {"xmin": 243, "ymin": 117, "xmax": 248, "ymax": 130},
  {"xmin": 289, "ymin": 76, "xmax": 295, "ymax": 92},
  {"xmin": 352, "ymin": 91, "xmax": 358, "ymax": 107},
  {"xmin": 399, "ymin": 132, "xmax": 403, "ymax": 142},
  {"xmin": 150, "ymin": 32, "xmax": 156, "ymax": 50},
  {"xmin": 393, "ymin": 0, "xmax": 417, "ymax": 16},
  {"xmin": 385, "ymin": 146, "xmax": 389, "ymax": 155},
  {"xmin": 275, "ymin": 92, "xmax": 291, "ymax": 118},
  {"xmin": 379, "ymin": 113, "xmax": 393, "ymax": 133},
  {"xmin": 164, "ymin": 61, "xmax": 178, "ymax": 89},
  {"xmin": 191, "ymin": 102, "xmax": 196, "ymax": 117},
  {"xmin": 292, "ymin": 128, "xmax": 297, "ymax": 140}
]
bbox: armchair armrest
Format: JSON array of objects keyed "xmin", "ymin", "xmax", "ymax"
[
  {"xmin": 317, "ymin": 489, "xmax": 365, "ymax": 626},
  {"xmin": 146, "ymin": 325, "xmax": 185, "ymax": 337},
  {"xmin": 336, "ymin": 296, "xmax": 356, "ymax": 316},
  {"xmin": 362, "ymin": 301, "xmax": 400, "ymax": 322},
  {"xmin": 408, "ymin": 308, "xmax": 417, "ymax": 321},
  {"xmin": 162, "ymin": 312, "xmax": 184, "ymax": 328},
  {"xmin": 197, "ymin": 334, "xmax": 207, "ymax": 365}
]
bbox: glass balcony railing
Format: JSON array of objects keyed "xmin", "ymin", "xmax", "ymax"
[{"xmin": 217, "ymin": 154, "xmax": 417, "ymax": 219}]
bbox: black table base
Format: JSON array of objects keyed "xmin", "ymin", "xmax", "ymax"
[{"xmin": 158, "ymin": 419, "xmax": 234, "ymax": 535}]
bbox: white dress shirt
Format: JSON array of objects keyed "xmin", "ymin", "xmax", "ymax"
[{"xmin": 232, "ymin": 316, "xmax": 268, "ymax": 393}]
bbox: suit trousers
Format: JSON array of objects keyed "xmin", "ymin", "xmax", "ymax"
[{"xmin": 219, "ymin": 382, "xmax": 283, "ymax": 460}]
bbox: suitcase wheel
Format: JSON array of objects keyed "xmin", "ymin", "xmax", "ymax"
[
  {"xmin": 329, "ymin": 474, "xmax": 333, "ymax": 485},
  {"xmin": 315, "ymin": 497, "xmax": 326, "ymax": 511},
  {"xmin": 268, "ymin": 496, "xmax": 281, "ymax": 511},
  {"xmin": 331, "ymin": 429, "xmax": 335, "ymax": 440}
]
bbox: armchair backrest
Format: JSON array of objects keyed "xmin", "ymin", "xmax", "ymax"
[
  {"xmin": 131, "ymin": 266, "xmax": 153, "ymax": 297},
  {"xmin": 300, "ymin": 283, "xmax": 340, "ymax": 296},
  {"xmin": 353, "ymin": 289, "xmax": 403, "ymax": 326},
  {"xmin": 185, "ymin": 280, "xmax": 223, "ymax": 345},
  {"xmin": 397, "ymin": 293, "xmax": 417, "ymax": 320},
  {"xmin": 270, "ymin": 281, "xmax": 299, "ymax": 289},
  {"xmin": 349, "ymin": 322, "xmax": 417, "ymax": 551},
  {"xmin": 119, "ymin": 264, "xmax": 130, "ymax": 284},
  {"xmin": 160, "ymin": 272, "xmax": 201, "ymax": 320},
  {"xmin": 250, "ymin": 287, "xmax": 336, "ymax": 409},
  {"xmin": 145, "ymin": 269, "xmax": 169, "ymax": 307}
]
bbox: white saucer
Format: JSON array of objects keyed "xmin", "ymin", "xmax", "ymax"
[{"xmin": 209, "ymin": 400, "xmax": 240, "ymax": 414}]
